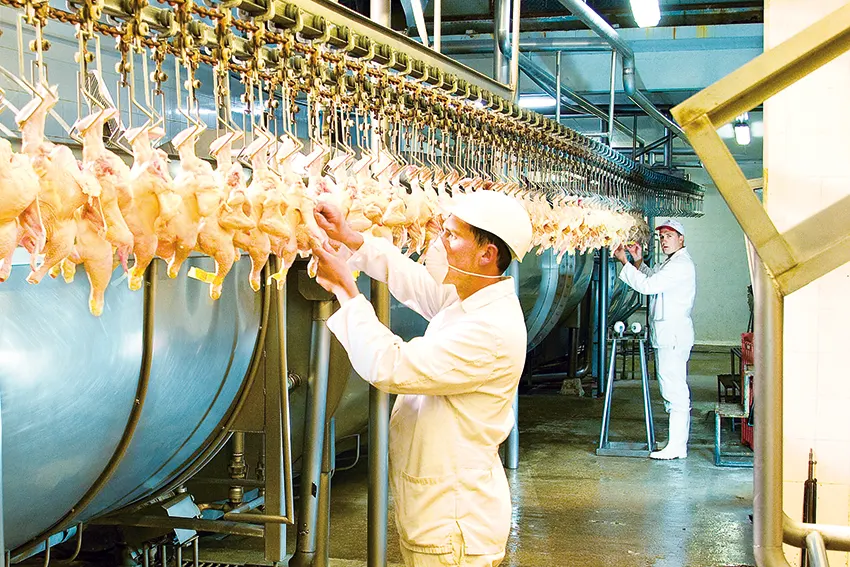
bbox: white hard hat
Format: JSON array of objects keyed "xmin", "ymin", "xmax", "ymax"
[
  {"xmin": 656, "ymin": 218, "xmax": 685, "ymax": 236},
  {"xmin": 449, "ymin": 191, "xmax": 534, "ymax": 261}
]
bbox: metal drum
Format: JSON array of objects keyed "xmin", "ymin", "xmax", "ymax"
[
  {"xmin": 0, "ymin": 256, "xmax": 261, "ymax": 551},
  {"xmin": 518, "ymin": 249, "xmax": 594, "ymax": 350}
]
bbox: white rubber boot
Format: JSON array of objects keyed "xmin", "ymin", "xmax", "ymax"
[{"xmin": 650, "ymin": 410, "xmax": 690, "ymax": 460}]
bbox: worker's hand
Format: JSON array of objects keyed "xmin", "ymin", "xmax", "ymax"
[
  {"xmin": 613, "ymin": 244, "xmax": 628, "ymax": 265},
  {"xmin": 314, "ymin": 202, "xmax": 364, "ymax": 252},
  {"xmin": 312, "ymin": 241, "xmax": 360, "ymax": 304},
  {"xmin": 626, "ymin": 242, "xmax": 643, "ymax": 268}
]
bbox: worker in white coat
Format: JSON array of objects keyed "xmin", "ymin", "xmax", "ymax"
[
  {"xmin": 310, "ymin": 191, "xmax": 533, "ymax": 567},
  {"xmin": 614, "ymin": 219, "xmax": 696, "ymax": 460}
]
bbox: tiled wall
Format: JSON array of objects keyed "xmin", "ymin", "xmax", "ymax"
[{"xmin": 765, "ymin": 1, "xmax": 850, "ymax": 565}]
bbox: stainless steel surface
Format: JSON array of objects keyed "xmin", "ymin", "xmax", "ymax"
[
  {"xmin": 291, "ymin": 300, "xmax": 334, "ymax": 567},
  {"xmin": 556, "ymin": 51, "xmax": 562, "ymax": 123},
  {"xmin": 504, "ymin": 262, "xmax": 521, "ymax": 470},
  {"xmin": 368, "ymin": 280, "xmax": 391, "ymax": 567},
  {"xmin": 264, "ymin": 259, "xmax": 289, "ymax": 564},
  {"xmin": 554, "ymin": 0, "xmax": 687, "ymax": 141},
  {"xmin": 442, "ymin": 37, "xmax": 611, "ymax": 55},
  {"xmin": 753, "ymin": 252, "xmax": 787, "ymax": 567},
  {"xmin": 316, "ymin": 418, "xmax": 335, "ymax": 567},
  {"xmin": 806, "ymin": 532, "xmax": 830, "ymax": 567},
  {"xmin": 493, "ymin": 0, "xmax": 510, "ymax": 84},
  {"xmin": 607, "ymin": 50, "xmax": 617, "ymax": 146},
  {"xmin": 597, "ymin": 252, "xmax": 610, "ymax": 395},
  {"xmin": 518, "ymin": 250, "xmax": 594, "ymax": 351},
  {"xmin": 292, "ymin": 0, "xmax": 512, "ymax": 99},
  {"xmin": 0, "ymin": 257, "xmax": 261, "ymax": 552}
]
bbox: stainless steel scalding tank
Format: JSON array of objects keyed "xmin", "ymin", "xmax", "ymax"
[{"xmin": 0, "ymin": 246, "xmax": 622, "ymax": 555}]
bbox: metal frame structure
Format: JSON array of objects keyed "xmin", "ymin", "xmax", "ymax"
[{"xmin": 670, "ymin": 4, "xmax": 850, "ymax": 566}]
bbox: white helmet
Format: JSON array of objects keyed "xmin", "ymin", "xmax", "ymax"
[{"xmin": 449, "ymin": 191, "xmax": 534, "ymax": 261}]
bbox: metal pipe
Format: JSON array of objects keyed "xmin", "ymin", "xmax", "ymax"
[
  {"xmin": 509, "ymin": 0, "xmax": 520, "ymax": 94},
  {"xmin": 433, "ymin": 0, "xmax": 440, "ymax": 52},
  {"xmin": 784, "ymin": 516, "xmax": 850, "ymax": 552},
  {"xmin": 229, "ymin": 495, "xmax": 265, "ymax": 515},
  {"xmin": 633, "ymin": 134, "xmax": 668, "ymax": 159},
  {"xmin": 368, "ymin": 280, "xmax": 391, "ymax": 567},
  {"xmin": 221, "ymin": 513, "xmax": 295, "ymax": 525},
  {"xmin": 229, "ymin": 432, "xmax": 247, "ymax": 506},
  {"xmin": 504, "ymin": 261, "xmax": 521, "ymax": 469},
  {"xmin": 752, "ymin": 257, "xmax": 790, "ymax": 567},
  {"xmin": 554, "ymin": 0, "xmax": 687, "ymax": 140},
  {"xmin": 316, "ymin": 418, "xmax": 336, "ymax": 567},
  {"xmin": 805, "ymin": 532, "xmax": 830, "ymax": 567},
  {"xmin": 517, "ymin": 52, "xmax": 645, "ymax": 144},
  {"xmin": 442, "ymin": 37, "xmax": 611, "ymax": 55},
  {"xmin": 13, "ymin": 260, "xmax": 159, "ymax": 560},
  {"xmin": 607, "ymin": 50, "xmax": 616, "ymax": 146},
  {"xmin": 555, "ymin": 51, "xmax": 562, "ymax": 123},
  {"xmin": 493, "ymin": 0, "xmax": 510, "ymax": 83},
  {"xmin": 91, "ymin": 515, "xmax": 264, "ymax": 537},
  {"xmin": 132, "ymin": 265, "xmax": 272, "ymax": 514},
  {"xmin": 596, "ymin": 252, "xmax": 610, "ymax": 396},
  {"xmin": 290, "ymin": 300, "xmax": 334, "ymax": 567},
  {"xmin": 664, "ymin": 127, "xmax": 673, "ymax": 168}
]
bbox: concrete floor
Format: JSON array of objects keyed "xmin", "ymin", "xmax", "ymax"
[{"xmin": 200, "ymin": 351, "xmax": 755, "ymax": 567}]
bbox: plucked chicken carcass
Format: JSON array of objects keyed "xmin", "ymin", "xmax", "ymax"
[
  {"xmin": 17, "ymin": 85, "xmax": 102, "ymax": 285},
  {"xmin": 0, "ymin": 138, "xmax": 40, "ymax": 283},
  {"xmin": 193, "ymin": 133, "xmax": 255, "ymax": 300},
  {"xmin": 75, "ymin": 109, "xmax": 134, "ymax": 270},
  {"xmin": 124, "ymin": 124, "xmax": 180, "ymax": 290},
  {"xmin": 60, "ymin": 197, "xmax": 114, "ymax": 316},
  {"xmin": 155, "ymin": 126, "xmax": 221, "ymax": 279},
  {"xmin": 234, "ymin": 137, "xmax": 276, "ymax": 291}
]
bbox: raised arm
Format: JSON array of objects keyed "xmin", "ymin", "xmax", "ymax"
[
  {"xmin": 619, "ymin": 257, "xmax": 693, "ymax": 296},
  {"xmin": 326, "ymin": 294, "xmax": 500, "ymax": 395},
  {"xmin": 314, "ymin": 202, "xmax": 455, "ymax": 320}
]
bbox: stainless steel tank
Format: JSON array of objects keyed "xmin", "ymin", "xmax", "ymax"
[
  {"xmin": 518, "ymin": 249, "xmax": 594, "ymax": 349},
  {"xmin": 0, "ymin": 256, "xmax": 261, "ymax": 551}
]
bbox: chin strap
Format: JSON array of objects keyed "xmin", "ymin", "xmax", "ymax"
[{"xmin": 448, "ymin": 265, "xmax": 506, "ymax": 279}]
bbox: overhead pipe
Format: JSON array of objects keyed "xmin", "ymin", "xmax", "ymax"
[
  {"xmin": 441, "ymin": 37, "xmax": 610, "ymax": 54},
  {"xmin": 555, "ymin": 51, "xmax": 562, "ymax": 123},
  {"xmin": 516, "ymin": 52, "xmax": 645, "ymax": 144},
  {"xmin": 493, "ymin": 0, "xmax": 511, "ymax": 83},
  {"xmin": 555, "ymin": 0, "xmax": 687, "ymax": 140}
]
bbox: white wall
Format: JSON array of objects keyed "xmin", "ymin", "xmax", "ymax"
[
  {"xmin": 764, "ymin": 1, "xmax": 850, "ymax": 565},
  {"xmin": 669, "ymin": 168, "xmax": 754, "ymax": 346}
]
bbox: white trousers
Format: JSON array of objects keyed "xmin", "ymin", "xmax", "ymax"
[
  {"xmin": 399, "ymin": 544, "xmax": 505, "ymax": 567},
  {"xmin": 655, "ymin": 345, "xmax": 692, "ymax": 413}
]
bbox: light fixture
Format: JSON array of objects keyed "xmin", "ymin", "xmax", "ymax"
[
  {"xmin": 629, "ymin": 0, "xmax": 661, "ymax": 28},
  {"xmin": 734, "ymin": 112, "xmax": 751, "ymax": 146},
  {"xmin": 518, "ymin": 94, "xmax": 556, "ymax": 109}
]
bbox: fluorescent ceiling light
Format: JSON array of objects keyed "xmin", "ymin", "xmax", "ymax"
[
  {"xmin": 518, "ymin": 95, "xmax": 556, "ymax": 109},
  {"xmin": 629, "ymin": 0, "xmax": 661, "ymax": 28},
  {"xmin": 734, "ymin": 112, "xmax": 751, "ymax": 146}
]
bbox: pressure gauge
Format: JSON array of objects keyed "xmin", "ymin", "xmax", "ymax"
[
  {"xmin": 613, "ymin": 321, "xmax": 626, "ymax": 336},
  {"xmin": 630, "ymin": 322, "xmax": 643, "ymax": 335}
]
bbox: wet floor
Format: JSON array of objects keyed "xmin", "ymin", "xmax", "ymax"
[{"xmin": 200, "ymin": 351, "xmax": 755, "ymax": 567}]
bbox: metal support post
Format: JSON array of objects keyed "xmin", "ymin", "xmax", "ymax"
[
  {"xmin": 263, "ymin": 262, "xmax": 289, "ymax": 565},
  {"xmin": 433, "ymin": 0, "xmax": 441, "ymax": 52},
  {"xmin": 503, "ymin": 261, "xmax": 521, "ymax": 469},
  {"xmin": 315, "ymin": 418, "xmax": 335, "ymax": 567},
  {"xmin": 494, "ymin": 0, "xmax": 510, "ymax": 83},
  {"xmin": 555, "ymin": 51, "xmax": 562, "ymax": 123},
  {"xmin": 596, "ymin": 251, "xmax": 609, "ymax": 396},
  {"xmin": 290, "ymin": 300, "xmax": 334, "ymax": 567},
  {"xmin": 607, "ymin": 50, "xmax": 616, "ymax": 146},
  {"xmin": 664, "ymin": 127, "xmax": 673, "ymax": 169},
  {"xmin": 597, "ymin": 329, "xmax": 655, "ymax": 457},
  {"xmin": 368, "ymin": 280, "xmax": 390, "ymax": 567}
]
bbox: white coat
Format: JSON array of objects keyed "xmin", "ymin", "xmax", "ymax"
[
  {"xmin": 618, "ymin": 247, "xmax": 696, "ymax": 350},
  {"xmin": 326, "ymin": 235, "xmax": 526, "ymax": 556}
]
